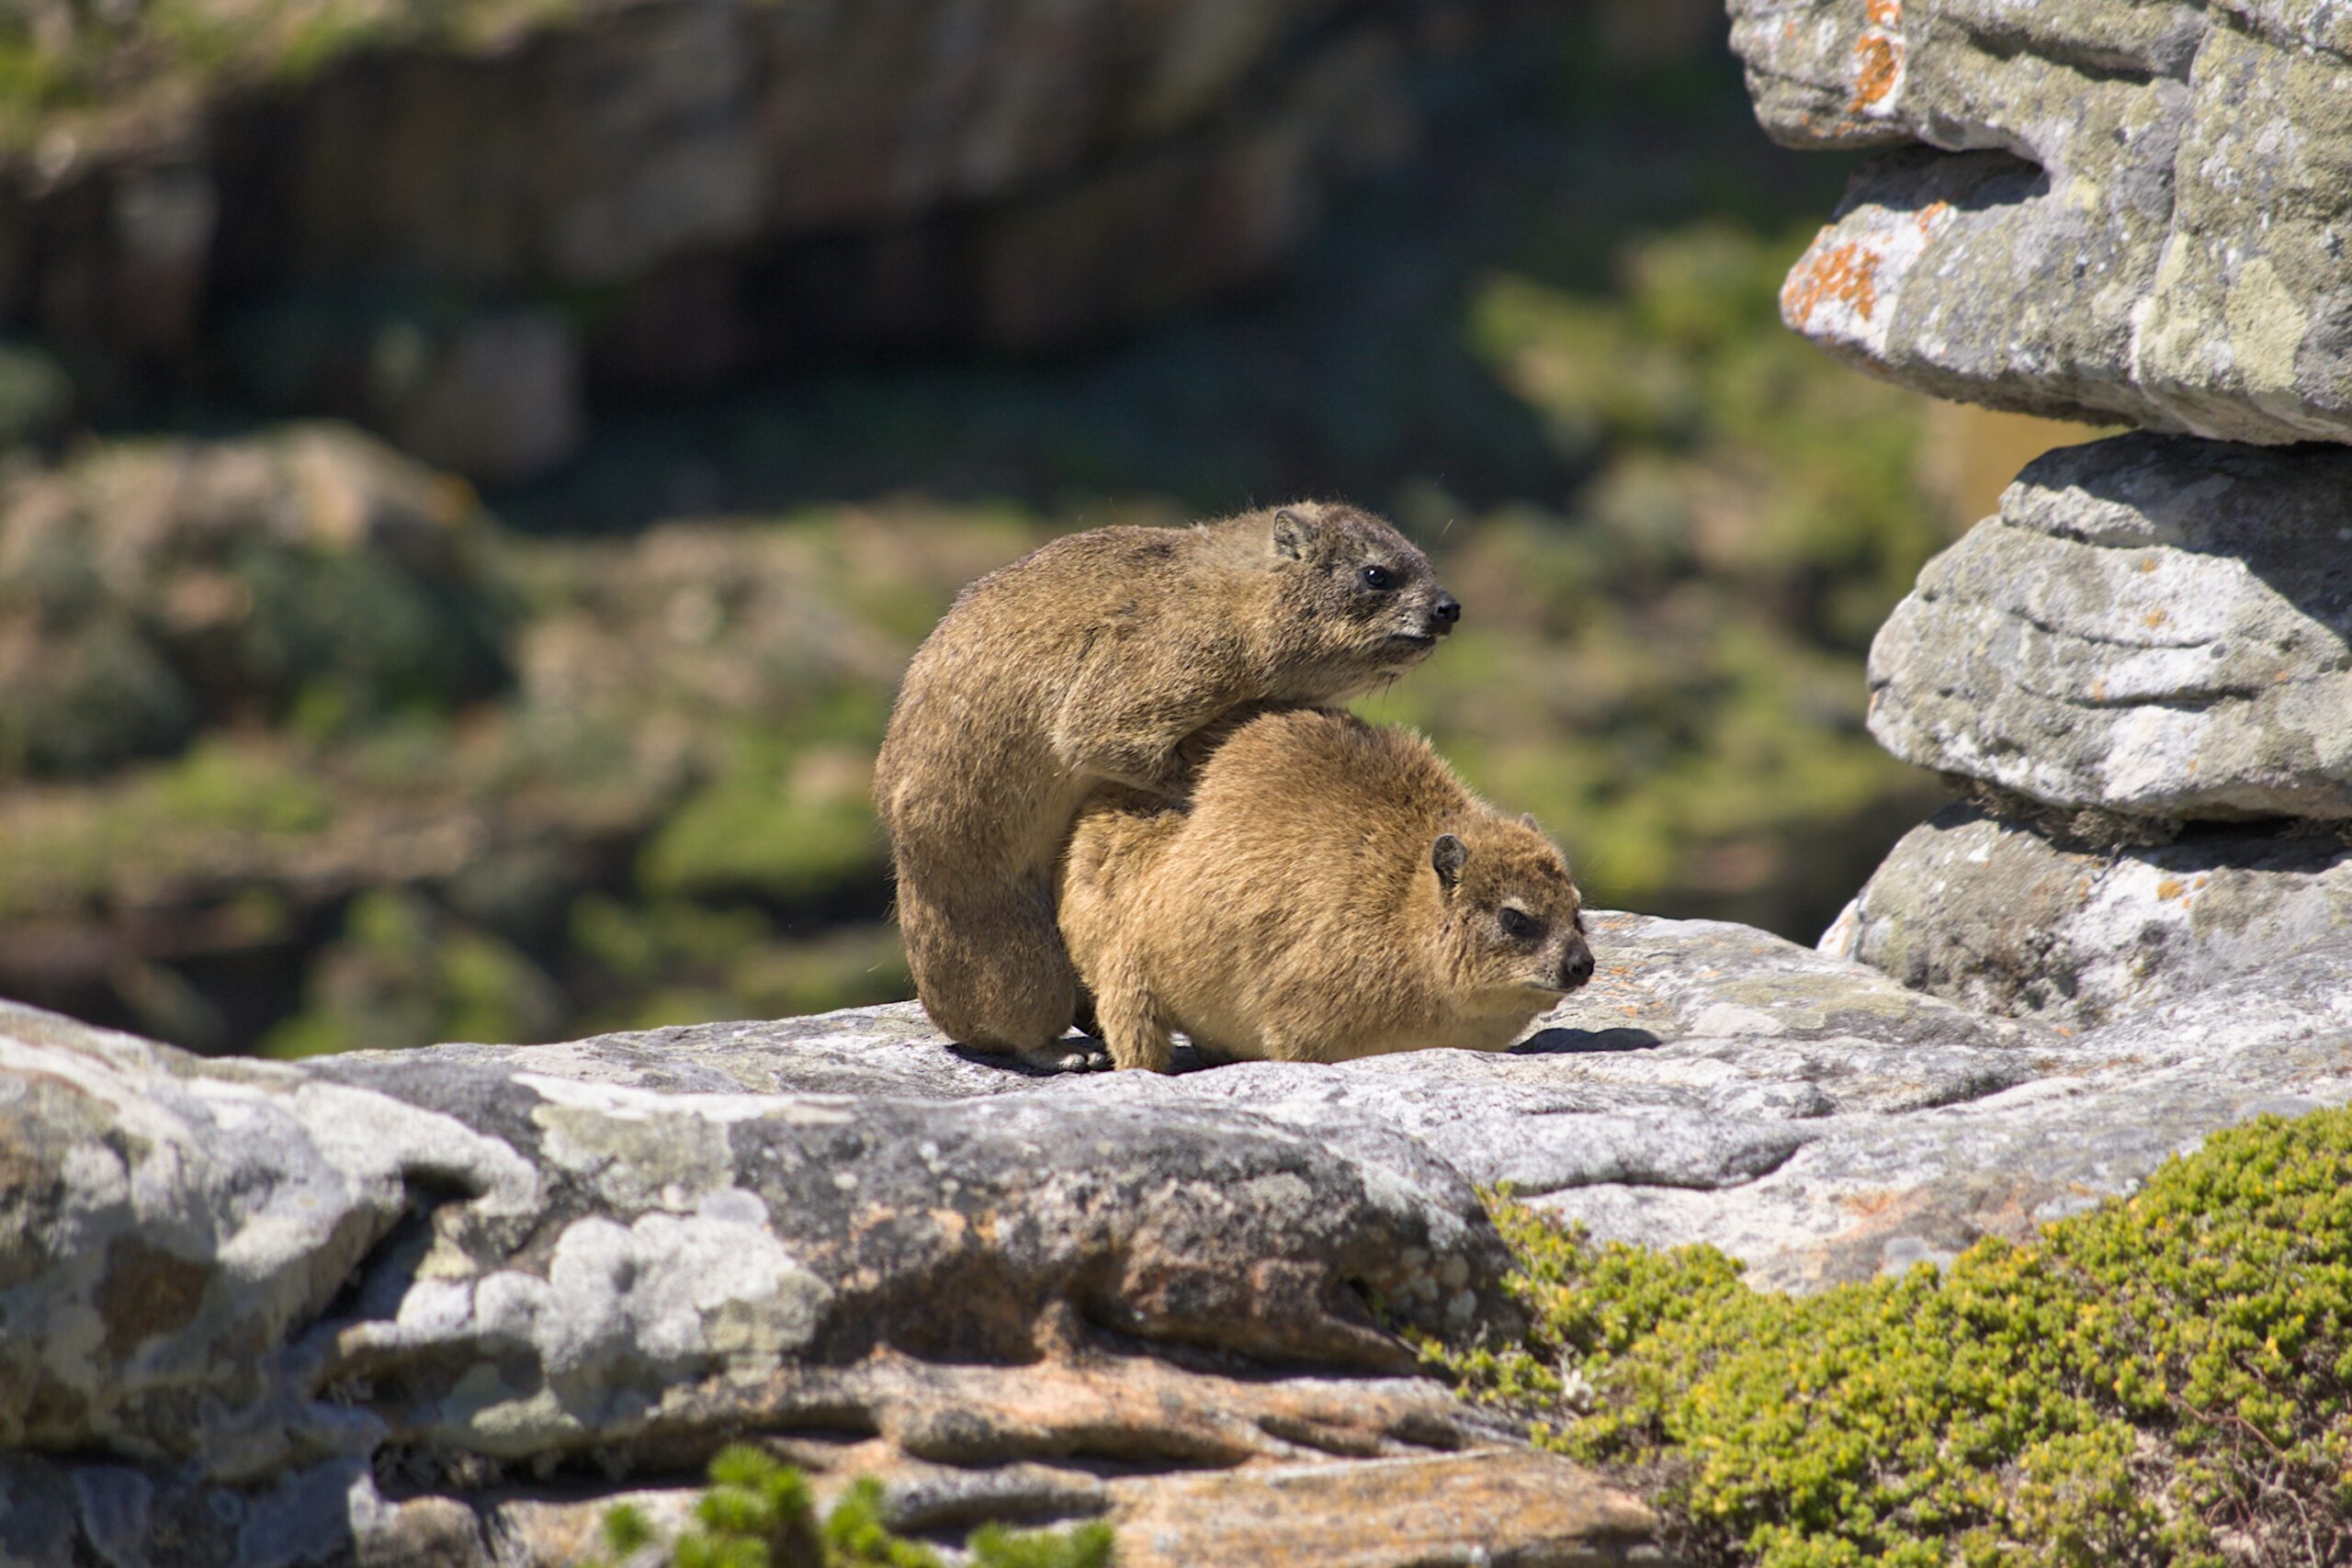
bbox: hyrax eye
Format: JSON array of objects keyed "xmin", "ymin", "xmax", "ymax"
[
  {"xmin": 1360, "ymin": 564, "xmax": 1396, "ymax": 592},
  {"xmin": 1498, "ymin": 908, "xmax": 1541, "ymax": 942}
]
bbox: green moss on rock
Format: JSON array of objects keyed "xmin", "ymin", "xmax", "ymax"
[{"xmin": 1436, "ymin": 1109, "xmax": 2352, "ymax": 1567}]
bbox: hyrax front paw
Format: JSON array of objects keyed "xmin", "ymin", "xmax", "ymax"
[{"xmin": 1021, "ymin": 1036, "xmax": 1114, "ymax": 1075}]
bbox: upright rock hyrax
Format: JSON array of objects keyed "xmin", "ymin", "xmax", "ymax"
[
  {"xmin": 1058, "ymin": 707, "xmax": 1594, "ymax": 1070},
  {"xmin": 875, "ymin": 502, "xmax": 1460, "ymax": 1063}
]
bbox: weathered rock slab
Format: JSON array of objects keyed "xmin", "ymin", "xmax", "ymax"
[
  {"xmin": 1536, "ymin": 936, "xmax": 2352, "ymax": 1289},
  {"xmin": 0, "ymin": 992, "xmax": 1643, "ymax": 1567},
  {"xmin": 0, "ymin": 1002, "xmax": 1500, "ymax": 1478},
  {"xmin": 1867, "ymin": 434, "xmax": 2352, "ymax": 820},
  {"xmin": 1729, "ymin": 0, "xmax": 2352, "ymax": 446},
  {"xmin": 1824, "ymin": 802, "xmax": 2352, "ymax": 1027},
  {"xmin": 8, "ymin": 907, "xmax": 2352, "ymax": 1561},
  {"xmin": 1108, "ymin": 1449, "xmax": 1666, "ymax": 1568}
]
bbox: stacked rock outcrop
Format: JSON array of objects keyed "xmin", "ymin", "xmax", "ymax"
[
  {"xmin": 1730, "ymin": 0, "xmax": 2352, "ymax": 444},
  {"xmin": 1727, "ymin": 0, "xmax": 2352, "ymax": 1022}
]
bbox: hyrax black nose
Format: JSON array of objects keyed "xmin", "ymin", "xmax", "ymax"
[
  {"xmin": 1561, "ymin": 946, "xmax": 1595, "ymax": 990},
  {"xmin": 1430, "ymin": 592, "xmax": 1462, "ymax": 630}
]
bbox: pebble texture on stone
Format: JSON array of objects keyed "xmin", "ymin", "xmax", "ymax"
[
  {"xmin": 1868, "ymin": 434, "xmax": 2352, "ymax": 821},
  {"xmin": 9, "ymin": 909, "xmax": 2350, "ymax": 1562},
  {"xmin": 1727, "ymin": 0, "xmax": 2352, "ymax": 445}
]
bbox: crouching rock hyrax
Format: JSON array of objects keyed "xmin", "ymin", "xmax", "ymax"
[
  {"xmin": 875, "ymin": 502, "xmax": 1460, "ymax": 1063},
  {"xmin": 1058, "ymin": 707, "xmax": 1593, "ymax": 1070}
]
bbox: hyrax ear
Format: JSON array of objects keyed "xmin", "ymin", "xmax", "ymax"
[
  {"xmin": 1431, "ymin": 832, "xmax": 1468, "ymax": 889},
  {"xmin": 1272, "ymin": 506, "xmax": 1317, "ymax": 560},
  {"xmin": 1519, "ymin": 812, "xmax": 1541, "ymax": 832}
]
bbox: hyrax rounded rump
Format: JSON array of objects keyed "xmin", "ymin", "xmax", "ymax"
[
  {"xmin": 1058, "ymin": 707, "xmax": 1592, "ymax": 1070},
  {"xmin": 874, "ymin": 502, "xmax": 1458, "ymax": 1061}
]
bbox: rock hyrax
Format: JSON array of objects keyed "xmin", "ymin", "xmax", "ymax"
[
  {"xmin": 1058, "ymin": 707, "xmax": 1593, "ymax": 1069},
  {"xmin": 875, "ymin": 502, "xmax": 1460, "ymax": 1063}
]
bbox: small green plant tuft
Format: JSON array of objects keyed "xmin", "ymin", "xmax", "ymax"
[
  {"xmin": 601, "ymin": 1446, "xmax": 1115, "ymax": 1568},
  {"xmin": 1431, "ymin": 1111, "xmax": 2352, "ymax": 1568}
]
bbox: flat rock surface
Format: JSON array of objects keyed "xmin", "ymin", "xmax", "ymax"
[
  {"xmin": 1868, "ymin": 434, "xmax": 2352, "ymax": 819},
  {"xmin": 8, "ymin": 908, "xmax": 2352, "ymax": 1562},
  {"xmin": 1826, "ymin": 802, "xmax": 2352, "ymax": 1027},
  {"xmin": 1546, "ymin": 934, "xmax": 2352, "ymax": 1288},
  {"xmin": 0, "ymin": 988, "xmax": 1624, "ymax": 1567},
  {"xmin": 1728, "ymin": 0, "xmax": 2352, "ymax": 446}
]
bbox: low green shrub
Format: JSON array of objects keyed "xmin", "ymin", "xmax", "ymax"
[
  {"xmin": 602, "ymin": 1445, "xmax": 1115, "ymax": 1568},
  {"xmin": 1434, "ymin": 1109, "xmax": 2352, "ymax": 1567}
]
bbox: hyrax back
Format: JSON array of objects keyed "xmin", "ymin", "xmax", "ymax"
[
  {"xmin": 1059, "ymin": 708, "xmax": 1593, "ymax": 1070},
  {"xmin": 874, "ymin": 502, "xmax": 1459, "ymax": 1062}
]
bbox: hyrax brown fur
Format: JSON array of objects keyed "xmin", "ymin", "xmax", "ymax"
[
  {"xmin": 1058, "ymin": 707, "xmax": 1593, "ymax": 1070},
  {"xmin": 875, "ymin": 502, "xmax": 1460, "ymax": 1063}
]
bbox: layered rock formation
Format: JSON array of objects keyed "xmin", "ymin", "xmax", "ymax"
[
  {"xmin": 1830, "ymin": 791, "xmax": 2352, "ymax": 1024},
  {"xmin": 1728, "ymin": 0, "xmax": 2352, "ymax": 445},
  {"xmin": 1864, "ymin": 435, "xmax": 2352, "ymax": 822},
  {"xmin": 13, "ymin": 908, "xmax": 2350, "ymax": 1564},
  {"xmin": 2, "ymin": 0, "xmax": 1493, "ymax": 479},
  {"xmin": 1732, "ymin": 5, "xmax": 2352, "ymax": 1037},
  {"xmin": 0, "ymin": 425, "xmax": 506, "ymax": 777}
]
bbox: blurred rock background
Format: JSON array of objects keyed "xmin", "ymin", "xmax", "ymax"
[{"xmin": 0, "ymin": 0, "xmax": 2089, "ymax": 1055}]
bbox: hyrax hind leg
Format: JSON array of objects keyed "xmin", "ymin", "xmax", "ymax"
[
  {"xmin": 1089, "ymin": 949, "xmax": 1174, "ymax": 1073},
  {"xmin": 897, "ymin": 879, "xmax": 1088, "ymax": 1066}
]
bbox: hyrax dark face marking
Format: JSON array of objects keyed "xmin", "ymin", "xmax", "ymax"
[
  {"xmin": 1432, "ymin": 820, "xmax": 1594, "ymax": 998},
  {"xmin": 1269, "ymin": 503, "xmax": 1458, "ymax": 687}
]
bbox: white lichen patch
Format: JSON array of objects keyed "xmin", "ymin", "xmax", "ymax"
[
  {"xmin": 516, "ymin": 1073, "xmax": 857, "ymax": 1125},
  {"xmin": 1, "ymin": 1029, "xmax": 543, "ymax": 1469},
  {"xmin": 524, "ymin": 1076, "xmax": 859, "ymax": 1209},
  {"xmin": 1688, "ymin": 1003, "xmax": 1791, "ymax": 1038},
  {"xmin": 2223, "ymin": 255, "xmax": 2310, "ymax": 398},
  {"xmin": 290, "ymin": 1083, "xmax": 541, "ymax": 1218},
  {"xmin": 353, "ymin": 1203, "xmax": 831, "ymax": 1453}
]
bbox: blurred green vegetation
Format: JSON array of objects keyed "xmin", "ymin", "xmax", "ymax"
[
  {"xmin": 1363, "ymin": 220, "xmax": 1954, "ymax": 919},
  {"xmin": 597, "ymin": 1444, "xmax": 1116, "ymax": 1568},
  {"xmin": 0, "ymin": 13, "xmax": 2088, "ymax": 1055},
  {"xmin": 0, "ymin": 0, "xmax": 577, "ymax": 144}
]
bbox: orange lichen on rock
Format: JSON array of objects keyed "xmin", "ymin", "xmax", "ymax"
[
  {"xmin": 1849, "ymin": 32, "xmax": 1904, "ymax": 112},
  {"xmin": 1866, "ymin": 0, "xmax": 1901, "ymax": 25},
  {"xmin": 1782, "ymin": 238, "xmax": 1881, "ymax": 327}
]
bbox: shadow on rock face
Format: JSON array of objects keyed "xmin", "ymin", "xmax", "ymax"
[
  {"xmin": 1513, "ymin": 1027, "xmax": 1663, "ymax": 1055},
  {"xmin": 951, "ymin": 1032, "xmax": 1675, "ymax": 1070}
]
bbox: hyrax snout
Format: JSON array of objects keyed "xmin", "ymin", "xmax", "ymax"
[
  {"xmin": 1058, "ymin": 706, "xmax": 1590, "ymax": 1070},
  {"xmin": 873, "ymin": 502, "xmax": 1455, "ymax": 1065}
]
